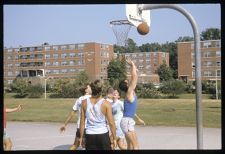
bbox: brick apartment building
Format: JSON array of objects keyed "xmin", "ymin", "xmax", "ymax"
[
  {"xmin": 177, "ymin": 40, "xmax": 221, "ymax": 82},
  {"xmin": 4, "ymin": 42, "xmax": 169, "ymax": 87},
  {"xmin": 4, "ymin": 42, "xmax": 114, "ymax": 85},
  {"xmin": 117, "ymin": 51, "xmax": 170, "ymax": 84}
]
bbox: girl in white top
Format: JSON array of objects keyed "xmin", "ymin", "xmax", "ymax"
[{"xmin": 111, "ymin": 90, "xmax": 127, "ymax": 150}]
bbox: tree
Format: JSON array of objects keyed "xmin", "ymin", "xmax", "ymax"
[
  {"xmin": 161, "ymin": 42, "xmax": 177, "ymax": 78},
  {"xmin": 200, "ymin": 28, "xmax": 221, "ymax": 40},
  {"xmin": 139, "ymin": 42, "xmax": 161, "ymax": 52},
  {"xmin": 113, "ymin": 38, "xmax": 139, "ymax": 54},
  {"xmin": 157, "ymin": 60, "xmax": 173, "ymax": 82},
  {"xmin": 107, "ymin": 57, "xmax": 127, "ymax": 88},
  {"xmin": 175, "ymin": 36, "xmax": 194, "ymax": 42},
  {"xmin": 75, "ymin": 71, "xmax": 89, "ymax": 86},
  {"xmin": 126, "ymin": 38, "xmax": 140, "ymax": 53},
  {"xmin": 159, "ymin": 79, "xmax": 186, "ymax": 98},
  {"xmin": 10, "ymin": 78, "xmax": 29, "ymax": 97}
]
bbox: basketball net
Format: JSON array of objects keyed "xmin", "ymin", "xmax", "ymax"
[{"xmin": 110, "ymin": 20, "xmax": 133, "ymax": 47}]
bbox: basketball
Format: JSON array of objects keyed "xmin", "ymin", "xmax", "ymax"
[{"xmin": 137, "ymin": 22, "xmax": 149, "ymax": 35}]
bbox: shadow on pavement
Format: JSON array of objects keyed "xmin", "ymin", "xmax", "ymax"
[{"xmin": 53, "ymin": 144, "xmax": 71, "ymax": 150}]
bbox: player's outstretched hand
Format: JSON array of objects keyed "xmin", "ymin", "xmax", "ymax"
[
  {"xmin": 126, "ymin": 58, "xmax": 133, "ymax": 65},
  {"xmin": 17, "ymin": 104, "xmax": 22, "ymax": 111},
  {"xmin": 60, "ymin": 126, "xmax": 66, "ymax": 133},
  {"xmin": 139, "ymin": 119, "xmax": 146, "ymax": 126}
]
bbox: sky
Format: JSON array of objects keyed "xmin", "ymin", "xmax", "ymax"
[{"xmin": 3, "ymin": 4, "xmax": 221, "ymax": 48}]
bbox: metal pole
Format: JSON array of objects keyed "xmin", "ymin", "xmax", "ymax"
[
  {"xmin": 45, "ymin": 79, "xmax": 47, "ymax": 99},
  {"xmin": 216, "ymin": 70, "xmax": 218, "ymax": 100},
  {"xmin": 139, "ymin": 4, "xmax": 203, "ymax": 149}
]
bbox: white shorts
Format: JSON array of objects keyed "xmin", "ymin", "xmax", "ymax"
[
  {"xmin": 115, "ymin": 120, "xmax": 125, "ymax": 139},
  {"xmin": 4, "ymin": 129, "xmax": 10, "ymax": 140},
  {"xmin": 120, "ymin": 117, "xmax": 135, "ymax": 134}
]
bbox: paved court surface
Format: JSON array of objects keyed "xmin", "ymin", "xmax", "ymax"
[{"xmin": 6, "ymin": 121, "xmax": 221, "ymax": 150}]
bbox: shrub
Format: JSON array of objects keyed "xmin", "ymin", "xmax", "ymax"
[
  {"xmin": 27, "ymin": 84, "xmax": 44, "ymax": 98},
  {"xmin": 159, "ymin": 79, "xmax": 186, "ymax": 97}
]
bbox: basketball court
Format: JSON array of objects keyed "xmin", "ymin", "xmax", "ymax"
[{"xmin": 7, "ymin": 122, "xmax": 221, "ymax": 150}]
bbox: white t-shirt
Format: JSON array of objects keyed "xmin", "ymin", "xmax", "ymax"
[
  {"xmin": 73, "ymin": 94, "xmax": 91, "ymax": 128},
  {"xmin": 111, "ymin": 99, "xmax": 124, "ymax": 122}
]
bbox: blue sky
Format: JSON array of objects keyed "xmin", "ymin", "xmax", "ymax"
[{"xmin": 3, "ymin": 4, "xmax": 221, "ymax": 48}]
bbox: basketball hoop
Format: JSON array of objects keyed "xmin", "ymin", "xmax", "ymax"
[{"xmin": 110, "ymin": 20, "xmax": 133, "ymax": 47}]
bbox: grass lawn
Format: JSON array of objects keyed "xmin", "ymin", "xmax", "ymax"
[{"xmin": 4, "ymin": 97, "xmax": 221, "ymax": 128}]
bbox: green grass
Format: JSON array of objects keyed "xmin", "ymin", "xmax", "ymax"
[{"xmin": 4, "ymin": 97, "xmax": 221, "ymax": 128}]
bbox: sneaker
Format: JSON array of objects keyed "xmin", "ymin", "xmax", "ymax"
[{"xmin": 69, "ymin": 145, "xmax": 76, "ymax": 150}]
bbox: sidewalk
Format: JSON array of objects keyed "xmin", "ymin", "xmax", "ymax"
[{"xmin": 6, "ymin": 122, "xmax": 221, "ymax": 150}]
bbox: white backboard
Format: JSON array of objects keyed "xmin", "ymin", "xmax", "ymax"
[{"xmin": 126, "ymin": 4, "xmax": 150, "ymax": 27}]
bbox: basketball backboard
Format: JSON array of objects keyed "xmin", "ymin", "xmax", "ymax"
[{"xmin": 126, "ymin": 4, "xmax": 150, "ymax": 27}]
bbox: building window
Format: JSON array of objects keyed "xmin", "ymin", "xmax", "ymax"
[
  {"xmin": 14, "ymin": 48, "xmax": 20, "ymax": 52},
  {"xmin": 132, "ymin": 54, "xmax": 137, "ymax": 58},
  {"xmin": 8, "ymin": 56, "xmax": 13, "ymax": 60},
  {"xmin": 138, "ymin": 53, "xmax": 143, "ymax": 57},
  {"xmin": 29, "ymin": 47, "xmax": 35, "ymax": 52},
  {"xmin": 216, "ymin": 51, "xmax": 221, "ymax": 57},
  {"xmin": 8, "ymin": 80, "xmax": 13, "ymax": 84},
  {"xmin": 101, "ymin": 44, "xmax": 109, "ymax": 50},
  {"xmin": 8, "ymin": 64, "xmax": 13, "ymax": 67},
  {"xmin": 203, "ymin": 71, "xmax": 213, "ymax": 77},
  {"xmin": 44, "ymin": 46, "xmax": 51, "ymax": 51},
  {"xmin": 215, "ymin": 41, "xmax": 221, "ymax": 47},
  {"xmin": 146, "ymin": 53, "xmax": 150, "ymax": 58},
  {"xmin": 61, "ymin": 61, "xmax": 68, "ymax": 66},
  {"xmin": 53, "ymin": 46, "xmax": 59, "ymax": 51},
  {"xmin": 53, "ymin": 54, "xmax": 59, "ymax": 59},
  {"xmin": 69, "ymin": 45, "xmax": 75, "ymax": 50},
  {"xmin": 77, "ymin": 52, "xmax": 84, "ymax": 57},
  {"xmin": 45, "ymin": 70, "xmax": 51, "ymax": 74},
  {"xmin": 78, "ymin": 60, "xmax": 84, "ymax": 65},
  {"xmin": 139, "ymin": 59, "xmax": 144, "ymax": 63},
  {"xmin": 45, "ymin": 62, "xmax": 51, "ymax": 66},
  {"xmin": 29, "ymin": 54, "xmax": 34, "ymax": 59},
  {"xmin": 15, "ymin": 63, "xmax": 20, "ymax": 67},
  {"xmin": 61, "ymin": 53, "xmax": 67, "ymax": 58},
  {"xmin": 192, "ymin": 70, "xmax": 195, "ymax": 77},
  {"xmin": 15, "ymin": 71, "xmax": 20, "ymax": 76},
  {"xmin": 8, "ymin": 72, "xmax": 13, "ymax": 76},
  {"xmin": 216, "ymin": 61, "xmax": 221, "ymax": 66},
  {"xmin": 37, "ymin": 47, "xmax": 43, "ymax": 51},
  {"xmin": 53, "ymin": 70, "xmax": 59, "ymax": 74},
  {"xmin": 69, "ymin": 69, "xmax": 76, "ymax": 72},
  {"xmin": 61, "ymin": 45, "xmax": 67, "ymax": 50},
  {"xmin": 45, "ymin": 54, "xmax": 51, "ymax": 59},
  {"xmin": 7, "ymin": 49, "xmax": 13, "ymax": 52},
  {"xmin": 53, "ymin": 62, "xmax": 59, "ymax": 66},
  {"xmin": 69, "ymin": 60, "xmax": 75, "ymax": 66},
  {"xmin": 191, "ymin": 43, "xmax": 194, "ymax": 49},
  {"xmin": 203, "ymin": 42, "xmax": 212, "ymax": 48},
  {"xmin": 78, "ymin": 44, "xmax": 84, "ymax": 49},
  {"xmin": 36, "ymin": 54, "xmax": 43, "ymax": 59},
  {"xmin": 61, "ymin": 69, "xmax": 67, "ymax": 73},
  {"xmin": 69, "ymin": 53, "xmax": 76, "ymax": 57},
  {"xmin": 203, "ymin": 51, "xmax": 213, "ymax": 57},
  {"xmin": 216, "ymin": 70, "xmax": 221, "ymax": 77}
]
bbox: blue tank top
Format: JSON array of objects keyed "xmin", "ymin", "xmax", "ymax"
[{"xmin": 123, "ymin": 94, "xmax": 138, "ymax": 118}]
